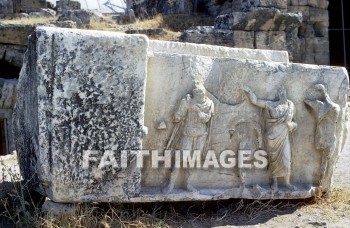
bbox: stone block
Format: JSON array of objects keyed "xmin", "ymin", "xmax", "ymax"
[
  {"xmin": 56, "ymin": 0, "xmax": 81, "ymax": 13},
  {"xmin": 288, "ymin": 6, "xmax": 309, "ymax": 21},
  {"xmin": 57, "ymin": 10, "xmax": 104, "ymax": 28},
  {"xmin": 308, "ymin": 0, "xmax": 328, "ymax": 9},
  {"xmin": 0, "ymin": 24, "xmax": 35, "ymax": 46},
  {"xmin": 309, "ymin": 8, "xmax": 328, "ymax": 22},
  {"xmin": 215, "ymin": 8, "xmax": 302, "ymax": 32},
  {"xmin": 290, "ymin": 0, "xmax": 308, "ymax": 5},
  {"xmin": 259, "ymin": 0, "xmax": 287, "ymax": 9},
  {"xmin": 305, "ymin": 37, "xmax": 329, "ymax": 64},
  {"xmin": 255, "ymin": 31, "xmax": 287, "ymax": 50},
  {"xmin": 314, "ymin": 21, "xmax": 328, "ymax": 37},
  {"xmin": 20, "ymin": 0, "xmax": 47, "ymax": 12},
  {"xmin": 181, "ymin": 26, "xmax": 274, "ymax": 49},
  {"xmin": 0, "ymin": 0, "xmax": 13, "ymax": 14},
  {"xmin": 149, "ymin": 40, "xmax": 290, "ymax": 62},
  {"xmin": 42, "ymin": 200, "xmax": 77, "ymax": 217},
  {"xmin": 14, "ymin": 28, "xmax": 346, "ymax": 202},
  {"xmin": 13, "ymin": 27, "xmax": 149, "ymax": 202},
  {"xmin": 0, "ymin": 44, "xmax": 27, "ymax": 68},
  {"xmin": 143, "ymin": 52, "xmax": 348, "ymax": 200},
  {"xmin": 289, "ymin": 37, "xmax": 306, "ymax": 63},
  {"xmin": 232, "ymin": 31, "xmax": 255, "ymax": 48},
  {"xmin": 298, "ymin": 22, "xmax": 315, "ymax": 38}
]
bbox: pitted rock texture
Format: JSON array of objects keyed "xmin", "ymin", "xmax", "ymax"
[{"xmin": 13, "ymin": 27, "xmax": 148, "ymax": 202}]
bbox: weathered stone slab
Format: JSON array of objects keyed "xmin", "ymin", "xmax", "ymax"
[
  {"xmin": 0, "ymin": 44, "xmax": 27, "ymax": 68},
  {"xmin": 56, "ymin": 0, "xmax": 81, "ymax": 13},
  {"xmin": 307, "ymin": 0, "xmax": 328, "ymax": 9},
  {"xmin": 150, "ymin": 40, "xmax": 290, "ymax": 62},
  {"xmin": 141, "ymin": 52, "xmax": 348, "ymax": 201},
  {"xmin": 260, "ymin": 0, "xmax": 287, "ymax": 9},
  {"xmin": 0, "ymin": 24, "xmax": 35, "ymax": 46},
  {"xmin": 255, "ymin": 31, "xmax": 287, "ymax": 50},
  {"xmin": 57, "ymin": 10, "xmax": 104, "ymax": 28},
  {"xmin": 13, "ymin": 27, "xmax": 149, "ymax": 202},
  {"xmin": 20, "ymin": 0, "xmax": 46, "ymax": 12},
  {"xmin": 215, "ymin": 8, "xmax": 302, "ymax": 32},
  {"xmin": 288, "ymin": 5, "xmax": 310, "ymax": 21},
  {"xmin": 309, "ymin": 8, "xmax": 328, "ymax": 22},
  {"xmin": 14, "ymin": 28, "xmax": 347, "ymax": 202}
]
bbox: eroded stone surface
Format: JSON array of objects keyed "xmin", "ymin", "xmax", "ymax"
[
  {"xmin": 149, "ymin": 40, "xmax": 289, "ymax": 62},
  {"xmin": 14, "ymin": 29, "xmax": 348, "ymax": 202},
  {"xmin": 215, "ymin": 8, "xmax": 302, "ymax": 32},
  {"xmin": 142, "ymin": 52, "xmax": 348, "ymax": 200},
  {"xmin": 0, "ymin": 24, "xmax": 34, "ymax": 46},
  {"xmin": 13, "ymin": 27, "xmax": 148, "ymax": 202}
]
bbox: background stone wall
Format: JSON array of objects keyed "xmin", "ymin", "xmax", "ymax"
[
  {"xmin": 287, "ymin": 0, "xmax": 329, "ymax": 64},
  {"xmin": 181, "ymin": 0, "xmax": 329, "ymax": 65}
]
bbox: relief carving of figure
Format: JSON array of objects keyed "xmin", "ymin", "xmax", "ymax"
[
  {"xmin": 243, "ymin": 86, "xmax": 297, "ymax": 191},
  {"xmin": 304, "ymin": 84, "xmax": 340, "ymax": 188},
  {"xmin": 162, "ymin": 83, "xmax": 214, "ymax": 194}
]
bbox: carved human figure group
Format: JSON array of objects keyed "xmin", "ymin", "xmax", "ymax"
[{"xmin": 162, "ymin": 82, "xmax": 340, "ymax": 193}]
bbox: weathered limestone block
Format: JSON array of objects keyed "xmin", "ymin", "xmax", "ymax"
[
  {"xmin": 215, "ymin": 8, "xmax": 302, "ymax": 32},
  {"xmin": 56, "ymin": 0, "xmax": 81, "ymax": 13},
  {"xmin": 290, "ymin": 37, "xmax": 306, "ymax": 63},
  {"xmin": 314, "ymin": 21, "xmax": 328, "ymax": 37},
  {"xmin": 305, "ymin": 37, "xmax": 329, "ymax": 65},
  {"xmin": 49, "ymin": 20, "xmax": 77, "ymax": 28},
  {"xmin": 14, "ymin": 28, "xmax": 346, "ymax": 202},
  {"xmin": 259, "ymin": 0, "xmax": 287, "ymax": 9},
  {"xmin": 0, "ymin": 78, "xmax": 17, "ymax": 109},
  {"xmin": 232, "ymin": 31, "xmax": 255, "ymax": 49},
  {"xmin": 309, "ymin": 8, "xmax": 328, "ymax": 22},
  {"xmin": 57, "ymin": 10, "xmax": 103, "ymax": 28},
  {"xmin": 20, "ymin": 0, "xmax": 46, "ymax": 12},
  {"xmin": 149, "ymin": 40, "xmax": 289, "ymax": 62},
  {"xmin": 143, "ymin": 52, "xmax": 348, "ymax": 200},
  {"xmin": 288, "ymin": 5, "xmax": 309, "ymax": 21},
  {"xmin": 13, "ymin": 27, "xmax": 149, "ymax": 202},
  {"xmin": 308, "ymin": 0, "xmax": 328, "ymax": 9},
  {"xmin": 298, "ymin": 22, "xmax": 315, "ymax": 38},
  {"xmin": 255, "ymin": 31, "xmax": 287, "ymax": 50},
  {"xmin": 0, "ymin": 0, "xmax": 13, "ymax": 14},
  {"xmin": 0, "ymin": 44, "xmax": 27, "ymax": 68},
  {"xmin": 241, "ymin": 0, "xmax": 260, "ymax": 12},
  {"xmin": 290, "ymin": 0, "xmax": 308, "ymax": 6},
  {"xmin": 180, "ymin": 27, "xmax": 255, "ymax": 49},
  {"xmin": 0, "ymin": 24, "xmax": 35, "ymax": 46}
]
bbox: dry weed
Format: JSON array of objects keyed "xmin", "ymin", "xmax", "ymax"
[{"xmin": 0, "ymin": 17, "xmax": 57, "ymax": 25}]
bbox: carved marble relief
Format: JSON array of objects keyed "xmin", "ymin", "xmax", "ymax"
[
  {"xmin": 243, "ymin": 86, "xmax": 297, "ymax": 191},
  {"xmin": 162, "ymin": 83, "xmax": 214, "ymax": 194},
  {"xmin": 304, "ymin": 84, "xmax": 340, "ymax": 189}
]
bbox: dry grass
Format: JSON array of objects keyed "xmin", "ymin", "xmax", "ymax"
[
  {"xmin": 1, "ymin": 187, "xmax": 350, "ymax": 227},
  {"xmin": 303, "ymin": 188, "xmax": 350, "ymax": 216},
  {"xmin": 135, "ymin": 14, "xmax": 214, "ymax": 32},
  {"xmin": 87, "ymin": 15, "xmax": 119, "ymax": 31},
  {"xmin": 0, "ymin": 17, "xmax": 57, "ymax": 25}
]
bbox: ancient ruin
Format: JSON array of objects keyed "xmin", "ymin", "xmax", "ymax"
[{"xmin": 13, "ymin": 27, "xmax": 348, "ymax": 203}]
